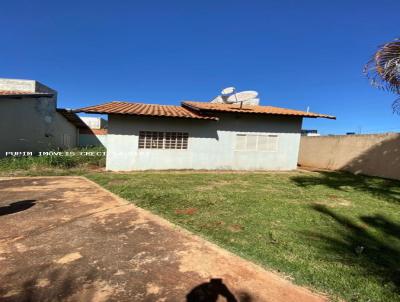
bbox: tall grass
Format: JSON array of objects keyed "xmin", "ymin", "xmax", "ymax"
[{"xmin": 0, "ymin": 147, "xmax": 106, "ymax": 172}]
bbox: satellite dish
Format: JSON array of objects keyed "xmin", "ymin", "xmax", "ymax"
[
  {"xmin": 221, "ymin": 86, "xmax": 236, "ymax": 95},
  {"xmin": 241, "ymin": 98, "xmax": 260, "ymax": 106},
  {"xmin": 210, "ymin": 95, "xmax": 224, "ymax": 103},
  {"xmin": 210, "ymin": 88, "xmax": 260, "ymax": 106},
  {"xmin": 226, "ymin": 91, "xmax": 258, "ymax": 103}
]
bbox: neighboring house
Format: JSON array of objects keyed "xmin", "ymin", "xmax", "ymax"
[
  {"xmin": 301, "ymin": 129, "xmax": 320, "ymax": 136},
  {"xmin": 76, "ymin": 100, "xmax": 335, "ymax": 171},
  {"xmin": 79, "ymin": 117, "xmax": 108, "ymax": 147},
  {"xmin": 0, "ymin": 78, "xmax": 87, "ymax": 157},
  {"xmin": 81, "ymin": 116, "xmax": 108, "ymax": 129}
]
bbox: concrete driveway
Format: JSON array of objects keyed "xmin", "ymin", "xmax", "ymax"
[{"xmin": 0, "ymin": 177, "xmax": 327, "ymax": 302}]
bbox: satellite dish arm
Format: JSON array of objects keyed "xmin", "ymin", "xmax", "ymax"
[{"xmin": 234, "ymin": 93, "xmax": 243, "ymax": 109}]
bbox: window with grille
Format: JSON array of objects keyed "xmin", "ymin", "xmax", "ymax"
[
  {"xmin": 138, "ymin": 131, "xmax": 189, "ymax": 149},
  {"xmin": 235, "ymin": 134, "xmax": 278, "ymax": 152}
]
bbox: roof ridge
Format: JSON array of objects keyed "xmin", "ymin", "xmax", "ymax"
[
  {"xmin": 74, "ymin": 101, "xmax": 219, "ymax": 120},
  {"xmin": 182, "ymin": 100, "xmax": 335, "ymax": 119},
  {"xmin": 75, "ymin": 100, "xmax": 334, "ymax": 120},
  {"xmin": 108, "ymin": 100, "xmax": 184, "ymax": 108}
]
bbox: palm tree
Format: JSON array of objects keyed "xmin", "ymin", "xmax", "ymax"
[{"xmin": 365, "ymin": 38, "xmax": 400, "ymax": 113}]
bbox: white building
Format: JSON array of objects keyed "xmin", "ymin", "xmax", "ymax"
[
  {"xmin": 301, "ymin": 129, "xmax": 321, "ymax": 136},
  {"xmin": 80, "ymin": 116, "xmax": 108, "ymax": 130},
  {"xmin": 77, "ymin": 100, "xmax": 335, "ymax": 171},
  {"xmin": 79, "ymin": 117, "xmax": 108, "ymax": 147}
]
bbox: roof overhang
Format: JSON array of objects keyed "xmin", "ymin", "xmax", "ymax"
[{"xmin": 57, "ymin": 108, "xmax": 89, "ymax": 129}]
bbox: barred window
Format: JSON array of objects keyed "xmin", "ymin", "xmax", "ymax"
[
  {"xmin": 138, "ymin": 131, "xmax": 188, "ymax": 149},
  {"xmin": 235, "ymin": 134, "xmax": 278, "ymax": 152}
]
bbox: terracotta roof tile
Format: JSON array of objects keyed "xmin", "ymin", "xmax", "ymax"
[
  {"xmin": 79, "ymin": 128, "xmax": 108, "ymax": 135},
  {"xmin": 182, "ymin": 101, "xmax": 336, "ymax": 119},
  {"xmin": 75, "ymin": 101, "xmax": 218, "ymax": 120}
]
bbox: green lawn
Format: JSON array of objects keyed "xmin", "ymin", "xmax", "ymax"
[
  {"xmin": 1, "ymin": 158, "xmax": 399, "ymax": 301},
  {"xmin": 85, "ymin": 171, "xmax": 400, "ymax": 302}
]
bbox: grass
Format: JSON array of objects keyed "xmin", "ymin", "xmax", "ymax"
[
  {"xmin": 0, "ymin": 147, "xmax": 105, "ymax": 176},
  {"xmin": 86, "ymin": 171, "xmax": 400, "ymax": 302},
  {"xmin": 1, "ymin": 158, "xmax": 399, "ymax": 301}
]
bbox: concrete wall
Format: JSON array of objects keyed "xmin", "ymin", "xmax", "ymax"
[
  {"xmin": 54, "ymin": 110, "xmax": 78, "ymax": 148},
  {"xmin": 78, "ymin": 128, "xmax": 107, "ymax": 147},
  {"xmin": 79, "ymin": 134, "xmax": 107, "ymax": 147},
  {"xmin": 0, "ymin": 78, "xmax": 56, "ymax": 94},
  {"xmin": 106, "ymin": 113, "xmax": 303, "ymax": 171},
  {"xmin": 81, "ymin": 117, "xmax": 107, "ymax": 130},
  {"xmin": 0, "ymin": 96, "xmax": 77, "ymax": 156},
  {"xmin": 298, "ymin": 133, "xmax": 400, "ymax": 180}
]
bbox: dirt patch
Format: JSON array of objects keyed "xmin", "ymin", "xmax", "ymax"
[
  {"xmin": 194, "ymin": 180, "xmax": 251, "ymax": 192},
  {"xmin": 0, "ymin": 176, "xmax": 328, "ymax": 302},
  {"xmin": 55, "ymin": 252, "xmax": 83, "ymax": 264},
  {"xmin": 146, "ymin": 282, "xmax": 161, "ymax": 295},
  {"xmin": 227, "ymin": 224, "xmax": 244, "ymax": 233},
  {"xmin": 35, "ymin": 278, "xmax": 50, "ymax": 288},
  {"xmin": 175, "ymin": 208, "xmax": 198, "ymax": 215},
  {"xmin": 107, "ymin": 179, "xmax": 130, "ymax": 186}
]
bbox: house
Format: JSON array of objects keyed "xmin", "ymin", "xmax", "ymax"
[
  {"xmin": 301, "ymin": 129, "xmax": 320, "ymax": 136},
  {"xmin": 79, "ymin": 117, "xmax": 108, "ymax": 147},
  {"xmin": 76, "ymin": 100, "xmax": 335, "ymax": 171},
  {"xmin": 0, "ymin": 78, "xmax": 87, "ymax": 157}
]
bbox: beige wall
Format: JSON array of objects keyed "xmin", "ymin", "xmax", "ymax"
[{"xmin": 298, "ymin": 133, "xmax": 400, "ymax": 180}]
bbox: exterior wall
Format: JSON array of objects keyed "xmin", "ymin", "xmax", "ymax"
[
  {"xmin": 298, "ymin": 133, "xmax": 400, "ymax": 180},
  {"xmin": 79, "ymin": 134, "xmax": 107, "ymax": 147},
  {"xmin": 0, "ymin": 97, "xmax": 77, "ymax": 156},
  {"xmin": 54, "ymin": 111, "xmax": 78, "ymax": 149},
  {"xmin": 0, "ymin": 78, "xmax": 56, "ymax": 94},
  {"xmin": 78, "ymin": 128, "xmax": 107, "ymax": 147},
  {"xmin": 81, "ymin": 117, "xmax": 107, "ymax": 130},
  {"xmin": 106, "ymin": 113, "xmax": 302, "ymax": 171}
]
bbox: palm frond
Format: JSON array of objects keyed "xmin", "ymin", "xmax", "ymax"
[
  {"xmin": 392, "ymin": 96, "xmax": 400, "ymax": 114},
  {"xmin": 365, "ymin": 38, "xmax": 400, "ymax": 114}
]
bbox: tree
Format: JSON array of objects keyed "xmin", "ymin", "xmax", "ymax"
[{"xmin": 364, "ymin": 38, "xmax": 400, "ymax": 113}]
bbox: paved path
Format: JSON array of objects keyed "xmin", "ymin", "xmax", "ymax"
[{"xmin": 0, "ymin": 177, "xmax": 328, "ymax": 302}]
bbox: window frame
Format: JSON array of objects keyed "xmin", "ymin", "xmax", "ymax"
[
  {"xmin": 235, "ymin": 133, "xmax": 279, "ymax": 152},
  {"xmin": 138, "ymin": 131, "xmax": 189, "ymax": 150}
]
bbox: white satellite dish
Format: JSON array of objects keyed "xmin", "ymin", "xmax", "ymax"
[
  {"xmin": 210, "ymin": 95, "xmax": 225, "ymax": 103},
  {"xmin": 210, "ymin": 88, "xmax": 260, "ymax": 107},
  {"xmin": 241, "ymin": 98, "xmax": 260, "ymax": 106},
  {"xmin": 221, "ymin": 86, "xmax": 236, "ymax": 95},
  {"xmin": 226, "ymin": 91, "xmax": 258, "ymax": 103}
]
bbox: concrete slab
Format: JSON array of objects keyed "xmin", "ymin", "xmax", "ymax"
[{"xmin": 0, "ymin": 177, "xmax": 328, "ymax": 302}]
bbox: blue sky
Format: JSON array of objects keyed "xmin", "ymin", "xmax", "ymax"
[{"xmin": 1, "ymin": 0, "xmax": 399, "ymax": 134}]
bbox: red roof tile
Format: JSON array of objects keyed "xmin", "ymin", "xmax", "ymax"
[
  {"xmin": 75, "ymin": 101, "xmax": 218, "ymax": 120},
  {"xmin": 182, "ymin": 101, "xmax": 336, "ymax": 119},
  {"xmin": 79, "ymin": 128, "xmax": 108, "ymax": 135}
]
